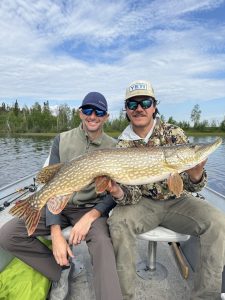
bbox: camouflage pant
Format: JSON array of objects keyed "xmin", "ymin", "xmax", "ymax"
[{"xmin": 108, "ymin": 194, "xmax": 225, "ymax": 300}]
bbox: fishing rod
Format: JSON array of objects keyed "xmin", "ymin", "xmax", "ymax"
[
  {"xmin": 0, "ymin": 187, "xmax": 30, "ymax": 201},
  {"xmin": 3, "ymin": 189, "xmax": 30, "ymax": 207},
  {"xmin": 0, "ymin": 178, "xmax": 38, "ymax": 211}
]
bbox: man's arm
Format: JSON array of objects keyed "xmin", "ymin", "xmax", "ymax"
[
  {"xmin": 94, "ymin": 193, "xmax": 117, "ymax": 216},
  {"xmin": 68, "ymin": 194, "xmax": 117, "ymax": 245},
  {"xmin": 182, "ymin": 167, "xmax": 207, "ymax": 193},
  {"xmin": 49, "ymin": 135, "xmax": 60, "ymax": 165},
  {"xmin": 51, "ymin": 224, "xmax": 73, "ymax": 266},
  {"xmin": 68, "ymin": 208, "xmax": 101, "ymax": 245}
]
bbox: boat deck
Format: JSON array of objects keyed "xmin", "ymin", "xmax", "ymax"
[
  {"xmin": 68, "ymin": 238, "xmax": 193, "ymax": 300},
  {"xmin": 1, "ymin": 176, "xmax": 225, "ymax": 299},
  {"xmin": 0, "ymin": 206, "xmax": 193, "ymax": 300}
]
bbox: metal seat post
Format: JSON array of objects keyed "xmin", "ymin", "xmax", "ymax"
[
  {"xmin": 137, "ymin": 240, "xmax": 167, "ymax": 281},
  {"xmin": 147, "ymin": 241, "xmax": 157, "ymax": 271},
  {"xmin": 136, "ymin": 227, "xmax": 190, "ymax": 281}
]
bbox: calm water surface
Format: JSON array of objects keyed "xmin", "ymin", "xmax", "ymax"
[
  {"xmin": 0, "ymin": 136, "xmax": 53, "ymax": 188},
  {"xmin": 189, "ymin": 136, "xmax": 225, "ymax": 196},
  {"xmin": 0, "ymin": 136, "xmax": 224, "ymax": 195}
]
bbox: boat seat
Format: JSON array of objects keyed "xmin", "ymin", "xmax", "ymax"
[
  {"xmin": 137, "ymin": 226, "xmax": 190, "ymax": 280},
  {"xmin": 44, "ymin": 226, "xmax": 84, "ymax": 276}
]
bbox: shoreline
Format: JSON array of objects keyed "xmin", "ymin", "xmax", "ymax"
[{"xmin": 0, "ymin": 131, "xmax": 225, "ymax": 138}]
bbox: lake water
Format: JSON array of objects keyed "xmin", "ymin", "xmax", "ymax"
[
  {"xmin": 0, "ymin": 136, "xmax": 53, "ymax": 188},
  {"xmin": 0, "ymin": 135, "xmax": 224, "ymax": 196}
]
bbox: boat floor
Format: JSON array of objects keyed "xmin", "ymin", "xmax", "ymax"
[
  {"xmin": 68, "ymin": 239, "xmax": 194, "ymax": 300},
  {"xmin": 3, "ymin": 181, "xmax": 224, "ymax": 299},
  {"xmin": 1, "ymin": 205, "xmax": 194, "ymax": 300}
]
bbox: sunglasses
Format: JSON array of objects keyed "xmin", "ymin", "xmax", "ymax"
[
  {"xmin": 81, "ymin": 107, "xmax": 107, "ymax": 117},
  {"xmin": 126, "ymin": 98, "xmax": 154, "ymax": 110}
]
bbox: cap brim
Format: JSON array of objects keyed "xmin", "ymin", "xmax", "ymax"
[
  {"xmin": 79, "ymin": 103, "xmax": 107, "ymax": 111},
  {"xmin": 125, "ymin": 93, "xmax": 155, "ymax": 101}
]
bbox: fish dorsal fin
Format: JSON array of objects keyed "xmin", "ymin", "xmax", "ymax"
[
  {"xmin": 167, "ymin": 172, "xmax": 183, "ymax": 197},
  {"xmin": 36, "ymin": 163, "xmax": 64, "ymax": 184}
]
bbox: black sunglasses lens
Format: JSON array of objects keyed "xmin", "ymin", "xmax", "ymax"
[
  {"xmin": 95, "ymin": 109, "xmax": 106, "ymax": 117},
  {"xmin": 127, "ymin": 101, "xmax": 138, "ymax": 110},
  {"xmin": 127, "ymin": 99, "xmax": 153, "ymax": 110},
  {"xmin": 82, "ymin": 108, "xmax": 106, "ymax": 117},
  {"xmin": 82, "ymin": 108, "xmax": 93, "ymax": 116},
  {"xmin": 141, "ymin": 99, "xmax": 153, "ymax": 109}
]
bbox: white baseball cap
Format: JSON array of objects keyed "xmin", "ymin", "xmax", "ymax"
[{"xmin": 125, "ymin": 80, "xmax": 155, "ymax": 100}]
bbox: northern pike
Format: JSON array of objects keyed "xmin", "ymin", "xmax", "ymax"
[{"xmin": 9, "ymin": 138, "xmax": 222, "ymax": 236}]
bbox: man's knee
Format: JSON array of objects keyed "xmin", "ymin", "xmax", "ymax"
[
  {"xmin": 211, "ymin": 212, "xmax": 225, "ymax": 237},
  {"xmin": 0, "ymin": 224, "xmax": 14, "ymax": 250},
  {"xmin": 108, "ymin": 205, "xmax": 135, "ymax": 225},
  {"xmin": 108, "ymin": 208, "xmax": 126, "ymax": 230},
  {"xmin": 0, "ymin": 219, "xmax": 23, "ymax": 251},
  {"xmin": 207, "ymin": 208, "xmax": 225, "ymax": 227},
  {"xmin": 108, "ymin": 211, "xmax": 135, "ymax": 244}
]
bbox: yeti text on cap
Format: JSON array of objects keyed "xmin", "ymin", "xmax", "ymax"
[{"xmin": 129, "ymin": 83, "xmax": 147, "ymax": 92}]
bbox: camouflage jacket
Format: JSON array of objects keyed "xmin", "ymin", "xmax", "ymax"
[{"xmin": 115, "ymin": 118, "xmax": 207, "ymax": 205}]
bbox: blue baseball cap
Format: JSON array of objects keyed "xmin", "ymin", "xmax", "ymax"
[{"xmin": 79, "ymin": 92, "xmax": 108, "ymax": 111}]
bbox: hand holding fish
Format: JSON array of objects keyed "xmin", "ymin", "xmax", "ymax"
[
  {"xmin": 95, "ymin": 175, "xmax": 124, "ymax": 201},
  {"xmin": 106, "ymin": 179, "xmax": 124, "ymax": 200},
  {"xmin": 186, "ymin": 159, "xmax": 207, "ymax": 183}
]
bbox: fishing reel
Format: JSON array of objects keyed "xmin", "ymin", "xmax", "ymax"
[
  {"xmin": 1, "ymin": 178, "xmax": 38, "ymax": 209},
  {"xmin": 27, "ymin": 178, "xmax": 38, "ymax": 193}
]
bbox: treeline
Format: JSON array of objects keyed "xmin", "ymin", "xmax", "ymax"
[
  {"xmin": 0, "ymin": 101, "xmax": 224, "ymax": 134},
  {"xmin": 0, "ymin": 100, "xmax": 129, "ymax": 134},
  {"xmin": 165, "ymin": 104, "xmax": 225, "ymax": 132}
]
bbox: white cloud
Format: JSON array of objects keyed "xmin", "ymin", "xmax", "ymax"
[{"xmin": 0, "ymin": 0, "xmax": 225, "ymax": 122}]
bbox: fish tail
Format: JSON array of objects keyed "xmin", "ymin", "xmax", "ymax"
[{"xmin": 9, "ymin": 197, "xmax": 41, "ymax": 236}]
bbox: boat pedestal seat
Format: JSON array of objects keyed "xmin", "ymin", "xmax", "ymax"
[
  {"xmin": 44, "ymin": 226, "xmax": 84, "ymax": 277},
  {"xmin": 137, "ymin": 226, "xmax": 190, "ymax": 281}
]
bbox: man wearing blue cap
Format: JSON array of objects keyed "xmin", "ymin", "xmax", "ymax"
[{"xmin": 0, "ymin": 92, "xmax": 123, "ymax": 300}]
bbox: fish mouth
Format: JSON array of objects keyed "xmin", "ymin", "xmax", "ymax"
[{"xmin": 195, "ymin": 138, "xmax": 222, "ymax": 162}]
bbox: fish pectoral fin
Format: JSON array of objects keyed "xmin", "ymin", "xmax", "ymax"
[
  {"xmin": 167, "ymin": 172, "xmax": 183, "ymax": 197},
  {"xmin": 47, "ymin": 193, "xmax": 72, "ymax": 214},
  {"xmin": 36, "ymin": 163, "xmax": 65, "ymax": 184},
  {"xmin": 9, "ymin": 198, "xmax": 41, "ymax": 236},
  {"xmin": 95, "ymin": 176, "xmax": 112, "ymax": 193}
]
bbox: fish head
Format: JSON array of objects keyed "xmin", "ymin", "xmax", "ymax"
[
  {"xmin": 193, "ymin": 138, "xmax": 222, "ymax": 163},
  {"xmin": 164, "ymin": 138, "xmax": 222, "ymax": 172}
]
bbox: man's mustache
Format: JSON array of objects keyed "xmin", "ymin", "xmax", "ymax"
[{"xmin": 132, "ymin": 112, "xmax": 146, "ymax": 117}]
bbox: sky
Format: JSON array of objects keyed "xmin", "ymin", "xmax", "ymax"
[{"xmin": 0, "ymin": 0, "xmax": 225, "ymax": 124}]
